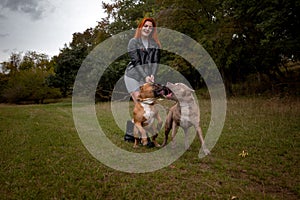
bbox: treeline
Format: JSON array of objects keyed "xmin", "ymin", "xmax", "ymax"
[{"xmin": 0, "ymin": 0, "xmax": 299, "ymax": 103}]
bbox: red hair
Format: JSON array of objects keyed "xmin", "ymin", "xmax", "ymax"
[{"xmin": 134, "ymin": 18, "xmax": 161, "ymax": 47}]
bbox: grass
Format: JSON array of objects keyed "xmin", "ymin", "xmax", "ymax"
[{"xmin": 0, "ymin": 97, "xmax": 299, "ymax": 199}]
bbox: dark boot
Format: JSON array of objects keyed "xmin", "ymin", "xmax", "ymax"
[{"xmin": 124, "ymin": 120, "xmax": 135, "ymax": 142}]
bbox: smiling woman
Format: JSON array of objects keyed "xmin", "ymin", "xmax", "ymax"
[{"xmin": 124, "ymin": 17, "xmax": 161, "ymax": 104}]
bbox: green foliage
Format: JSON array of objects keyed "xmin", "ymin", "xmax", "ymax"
[
  {"xmin": 0, "ymin": 51, "xmax": 61, "ymax": 103},
  {"xmin": 2, "ymin": 69, "xmax": 61, "ymax": 104},
  {"xmin": 1, "ymin": 52, "xmax": 22, "ymax": 74},
  {"xmin": 51, "ymin": 46, "xmax": 87, "ymax": 97},
  {"xmin": 96, "ymin": 56, "xmax": 128, "ymax": 101},
  {"xmin": 49, "ymin": 26, "xmax": 111, "ymax": 97},
  {"xmin": 153, "ymin": 0, "xmax": 300, "ymax": 95},
  {"xmin": 0, "ymin": 73, "xmax": 9, "ymax": 102}
]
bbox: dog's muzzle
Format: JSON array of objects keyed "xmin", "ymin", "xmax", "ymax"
[{"xmin": 152, "ymin": 83, "xmax": 173, "ymax": 98}]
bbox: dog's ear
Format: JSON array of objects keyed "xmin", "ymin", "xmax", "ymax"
[
  {"xmin": 179, "ymin": 83, "xmax": 194, "ymax": 92},
  {"xmin": 139, "ymin": 85, "xmax": 143, "ymax": 92}
]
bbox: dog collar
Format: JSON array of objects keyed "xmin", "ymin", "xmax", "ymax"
[
  {"xmin": 179, "ymin": 102, "xmax": 191, "ymax": 107},
  {"xmin": 139, "ymin": 98, "xmax": 155, "ymax": 105}
]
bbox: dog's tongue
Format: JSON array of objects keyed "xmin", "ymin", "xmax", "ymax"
[
  {"xmin": 160, "ymin": 86, "xmax": 172, "ymax": 98},
  {"xmin": 165, "ymin": 93, "xmax": 173, "ymax": 98}
]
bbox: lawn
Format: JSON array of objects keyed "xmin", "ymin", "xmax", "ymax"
[{"xmin": 0, "ymin": 97, "xmax": 299, "ymax": 199}]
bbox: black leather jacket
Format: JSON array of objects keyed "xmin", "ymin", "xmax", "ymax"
[{"xmin": 125, "ymin": 38, "xmax": 160, "ymax": 82}]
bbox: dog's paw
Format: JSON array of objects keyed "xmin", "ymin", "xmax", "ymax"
[
  {"xmin": 160, "ymin": 142, "xmax": 167, "ymax": 147},
  {"xmin": 203, "ymin": 148, "xmax": 210, "ymax": 156},
  {"xmin": 153, "ymin": 141, "xmax": 161, "ymax": 148},
  {"xmin": 141, "ymin": 139, "xmax": 148, "ymax": 146},
  {"xmin": 147, "ymin": 141, "xmax": 155, "ymax": 148},
  {"xmin": 198, "ymin": 146, "xmax": 211, "ymax": 158}
]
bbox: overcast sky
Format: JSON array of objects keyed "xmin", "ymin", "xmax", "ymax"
[{"xmin": 0, "ymin": 0, "xmax": 109, "ymax": 62}]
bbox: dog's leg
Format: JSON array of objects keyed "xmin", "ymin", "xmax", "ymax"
[
  {"xmin": 162, "ymin": 110, "xmax": 173, "ymax": 147},
  {"xmin": 196, "ymin": 126, "xmax": 210, "ymax": 155},
  {"xmin": 152, "ymin": 114, "xmax": 162, "ymax": 147},
  {"xmin": 133, "ymin": 125, "xmax": 140, "ymax": 148},
  {"xmin": 161, "ymin": 129, "xmax": 170, "ymax": 147},
  {"xmin": 156, "ymin": 113, "xmax": 163, "ymax": 132},
  {"xmin": 183, "ymin": 128, "xmax": 190, "ymax": 150},
  {"xmin": 171, "ymin": 121, "xmax": 179, "ymax": 149},
  {"xmin": 151, "ymin": 134, "xmax": 160, "ymax": 147},
  {"xmin": 134, "ymin": 122, "xmax": 148, "ymax": 146}
]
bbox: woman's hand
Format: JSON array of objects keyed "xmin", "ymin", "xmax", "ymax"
[
  {"xmin": 150, "ymin": 75, "xmax": 154, "ymax": 82},
  {"xmin": 145, "ymin": 75, "xmax": 154, "ymax": 83}
]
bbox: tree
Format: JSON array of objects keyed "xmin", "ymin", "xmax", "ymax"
[
  {"xmin": 19, "ymin": 51, "xmax": 52, "ymax": 71},
  {"xmin": 215, "ymin": 0, "xmax": 300, "ymax": 94},
  {"xmin": 155, "ymin": 0, "xmax": 300, "ymax": 95},
  {"xmin": 1, "ymin": 52, "xmax": 22, "ymax": 74},
  {"xmin": 50, "ymin": 45, "xmax": 86, "ymax": 97},
  {"xmin": 0, "ymin": 73, "xmax": 9, "ymax": 102},
  {"xmin": 3, "ymin": 69, "xmax": 61, "ymax": 104},
  {"xmin": 49, "ymin": 25, "xmax": 111, "ymax": 97},
  {"xmin": 1, "ymin": 51, "xmax": 61, "ymax": 103}
]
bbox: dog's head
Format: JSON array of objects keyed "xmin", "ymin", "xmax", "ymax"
[
  {"xmin": 165, "ymin": 82, "xmax": 195, "ymax": 102},
  {"xmin": 139, "ymin": 82, "xmax": 172, "ymax": 99}
]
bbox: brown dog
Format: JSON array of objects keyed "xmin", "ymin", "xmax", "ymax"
[
  {"xmin": 161, "ymin": 82, "xmax": 210, "ymax": 155},
  {"xmin": 132, "ymin": 82, "xmax": 170, "ymax": 148}
]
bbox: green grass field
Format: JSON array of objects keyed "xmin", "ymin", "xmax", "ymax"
[{"xmin": 0, "ymin": 97, "xmax": 299, "ymax": 199}]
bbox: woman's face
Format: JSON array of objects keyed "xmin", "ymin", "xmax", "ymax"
[{"xmin": 141, "ymin": 21, "xmax": 153, "ymax": 38}]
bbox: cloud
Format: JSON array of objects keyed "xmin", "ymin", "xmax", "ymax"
[
  {"xmin": 0, "ymin": 0, "xmax": 55, "ymax": 20},
  {"xmin": 0, "ymin": 13, "xmax": 6, "ymax": 19},
  {"xmin": 2, "ymin": 49, "xmax": 10, "ymax": 53},
  {"xmin": 0, "ymin": 33, "xmax": 9, "ymax": 37}
]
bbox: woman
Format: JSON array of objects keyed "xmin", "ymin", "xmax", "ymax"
[
  {"xmin": 124, "ymin": 17, "xmax": 161, "ymax": 104},
  {"xmin": 124, "ymin": 18, "xmax": 161, "ymax": 144}
]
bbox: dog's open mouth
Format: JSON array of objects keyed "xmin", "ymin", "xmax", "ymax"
[
  {"xmin": 154, "ymin": 84, "xmax": 173, "ymax": 98},
  {"xmin": 161, "ymin": 86, "xmax": 173, "ymax": 98},
  {"xmin": 152, "ymin": 83, "xmax": 172, "ymax": 98}
]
